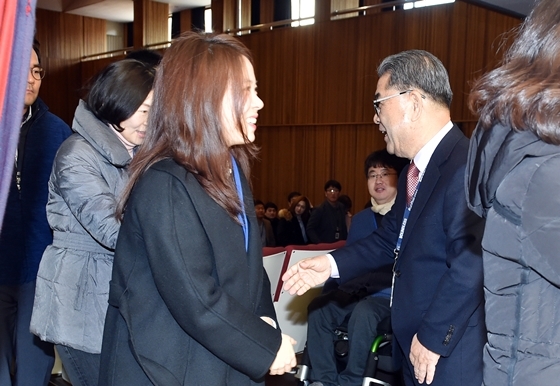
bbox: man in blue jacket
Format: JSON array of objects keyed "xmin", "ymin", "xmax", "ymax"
[
  {"xmin": 283, "ymin": 50, "xmax": 485, "ymax": 386},
  {"xmin": 0, "ymin": 40, "xmax": 71, "ymax": 386}
]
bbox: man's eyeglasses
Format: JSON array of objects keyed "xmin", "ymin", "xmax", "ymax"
[
  {"xmin": 368, "ymin": 171, "xmax": 397, "ymax": 181},
  {"xmin": 326, "ymin": 188, "xmax": 340, "ymax": 194},
  {"xmin": 372, "ymin": 90, "xmax": 412, "ymax": 115},
  {"xmin": 30, "ymin": 66, "xmax": 45, "ymax": 81}
]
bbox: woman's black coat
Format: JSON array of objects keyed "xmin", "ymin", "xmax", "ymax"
[{"xmin": 100, "ymin": 159, "xmax": 282, "ymax": 385}]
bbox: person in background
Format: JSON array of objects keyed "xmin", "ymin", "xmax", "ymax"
[
  {"xmin": 283, "ymin": 50, "xmax": 485, "ymax": 386},
  {"xmin": 346, "ymin": 149, "xmax": 408, "ymax": 244},
  {"xmin": 29, "ymin": 59, "xmax": 155, "ymax": 386},
  {"xmin": 337, "ymin": 194, "xmax": 353, "ymax": 232},
  {"xmin": 264, "ymin": 201, "xmax": 279, "ymax": 237},
  {"xmin": 99, "ymin": 32, "xmax": 296, "ymax": 385},
  {"xmin": 255, "ymin": 200, "xmax": 276, "ymax": 247},
  {"xmin": 0, "ymin": 39, "xmax": 71, "ymax": 386},
  {"xmin": 278, "ymin": 191, "xmax": 301, "ymax": 220},
  {"xmin": 306, "ymin": 149, "xmax": 407, "ymax": 386},
  {"xmin": 306, "ymin": 180, "xmax": 347, "ymax": 244},
  {"xmin": 466, "ymin": 0, "xmax": 560, "ymax": 384},
  {"xmin": 276, "ymin": 195, "xmax": 312, "ymax": 246}
]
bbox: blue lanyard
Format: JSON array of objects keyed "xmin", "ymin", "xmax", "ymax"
[
  {"xmin": 231, "ymin": 156, "xmax": 249, "ymax": 252},
  {"xmin": 394, "ymin": 179, "xmax": 421, "ymax": 253},
  {"xmin": 390, "ymin": 178, "xmax": 422, "ymax": 306}
]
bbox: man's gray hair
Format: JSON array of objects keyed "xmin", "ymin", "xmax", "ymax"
[{"xmin": 377, "ymin": 50, "xmax": 452, "ymax": 108}]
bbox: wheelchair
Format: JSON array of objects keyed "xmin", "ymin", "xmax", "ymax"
[{"xmin": 295, "ymin": 316, "xmax": 401, "ymax": 386}]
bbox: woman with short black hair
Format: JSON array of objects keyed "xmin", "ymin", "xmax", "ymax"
[{"xmin": 30, "ymin": 58, "xmax": 155, "ymax": 386}]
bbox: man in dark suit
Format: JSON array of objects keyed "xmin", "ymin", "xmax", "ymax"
[
  {"xmin": 283, "ymin": 50, "xmax": 485, "ymax": 386},
  {"xmin": 0, "ymin": 40, "xmax": 71, "ymax": 386}
]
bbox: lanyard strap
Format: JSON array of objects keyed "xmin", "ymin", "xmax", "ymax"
[
  {"xmin": 390, "ymin": 178, "xmax": 422, "ymax": 306},
  {"xmin": 231, "ymin": 156, "xmax": 249, "ymax": 252}
]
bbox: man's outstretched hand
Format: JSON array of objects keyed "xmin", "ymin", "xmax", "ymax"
[{"xmin": 281, "ymin": 255, "xmax": 331, "ymax": 295}]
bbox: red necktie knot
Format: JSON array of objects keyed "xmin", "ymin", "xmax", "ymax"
[{"xmin": 406, "ymin": 162, "xmax": 420, "ymax": 207}]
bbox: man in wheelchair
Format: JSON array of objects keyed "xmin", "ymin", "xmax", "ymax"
[
  {"xmin": 304, "ymin": 150, "xmax": 406, "ymax": 386},
  {"xmin": 306, "ymin": 268, "xmax": 394, "ymax": 386}
]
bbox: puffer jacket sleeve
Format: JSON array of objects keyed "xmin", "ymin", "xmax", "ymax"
[
  {"xmin": 522, "ymin": 154, "xmax": 560, "ymax": 286},
  {"xmin": 50, "ymin": 138, "xmax": 122, "ymax": 249}
]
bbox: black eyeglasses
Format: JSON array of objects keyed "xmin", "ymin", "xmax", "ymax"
[
  {"xmin": 368, "ymin": 171, "xmax": 397, "ymax": 180},
  {"xmin": 30, "ymin": 66, "xmax": 45, "ymax": 81},
  {"xmin": 372, "ymin": 90, "xmax": 412, "ymax": 115}
]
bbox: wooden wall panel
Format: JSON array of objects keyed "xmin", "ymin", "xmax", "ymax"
[
  {"xmin": 332, "ymin": 0, "xmax": 360, "ymax": 20},
  {"xmin": 211, "ymin": 0, "xmax": 224, "ymax": 33},
  {"xmin": 134, "ymin": 0, "xmax": 169, "ymax": 47},
  {"xmin": 362, "ymin": 0, "xmax": 383, "ymax": 15},
  {"xmin": 36, "ymin": 9, "xmax": 106, "ymax": 125},
  {"xmin": 133, "ymin": 0, "xmax": 146, "ymax": 48},
  {"xmin": 448, "ymin": 2, "xmax": 469, "ymax": 121},
  {"xmin": 179, "ymin": 9, "xmax": 193, "ymax": 32},
  {"xmin": 83, "ymin": 17, "xmax": 107, "ymax": 56},
  {"xmin": 37, "ymin": 10, "xmax": 83, "ymax": 59},
  {"xmin": 145, "ymin": 0, "xmax": 169, "ymax": 45},
  {"xmin": 314, "ymin": 20, "xmax": 362, "ymax": 124},
  {"xmin": 39, "ymin": 58, "xmax": 82, "ymax": 126},
  {"xmin": 240, "ymin": 0, "xmax": 252, "ymax": 30},
  {"xmin": 223, "ymin": 0, "xmax": 237, "ymax": 31},
  {"xmin": 260, "ymin": 0, "xmax": 274, "ymax": 24},
  {"xmin": 459, "ymin": 121, "xmax": 479, "ymax": 138},
  {"xmin": 81, "ymin": 55, "xmax": 127, "ymax": 87},
  {"xmin": 295, "ymin": 27, "xmax": 319, "ymax": 123},
  {"xmin": 315, "ymin": 0, "xmax": 331, "ymax": 22},
  {"xmin": 456, "ymin": 3, "xmax": 489, "ymax": 119}
]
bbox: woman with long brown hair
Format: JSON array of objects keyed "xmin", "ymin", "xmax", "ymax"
[
  {"xmin": 466, "ymin": 0, "xmax": 560, "ymax": 384},
  {"xmin": 99, "ymin": 32, "xmax": 296, "ymax": 385},
  {"xmin": 276, "ymin": 195, "xmax": 311, "ymax": 246}
]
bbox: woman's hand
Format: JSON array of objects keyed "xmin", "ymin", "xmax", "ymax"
[
  {"xmin": 269, "ymin": 334, "xmax": 297, "ymax": 375},
  {"xmin": 260, "ymin": 316, "xmax": 277, "ymax": 329}
]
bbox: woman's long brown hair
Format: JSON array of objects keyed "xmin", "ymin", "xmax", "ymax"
[
  {"xmin": 469, "ymin": 0, "xmax": 560, "ymax": 144},
  {"xmin": 289, "ymin": 196, "xmax": 311, "ymax": 223},
  {"xmin": 116, "ymin": 32, "xmax": 258, "ymax": 221}
]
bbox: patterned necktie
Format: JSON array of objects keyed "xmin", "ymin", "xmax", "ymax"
[{"xmin": 406, "ymin": 161, "xmax": 420, "ymax": 207}]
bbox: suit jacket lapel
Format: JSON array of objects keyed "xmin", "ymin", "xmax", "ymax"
[{"xmin": 400, "ymin": 126, "xmax": 463, "ymax": 252}]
